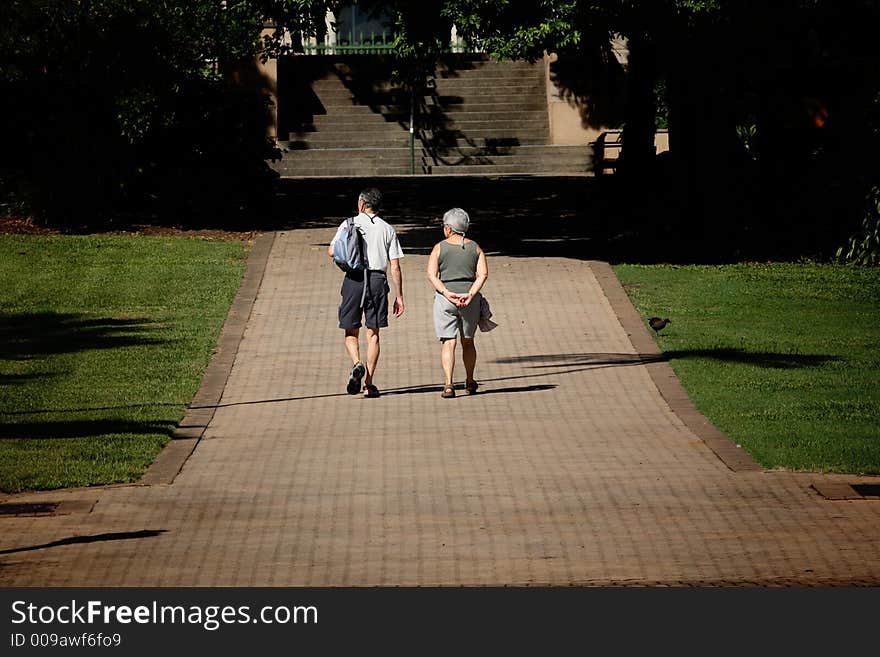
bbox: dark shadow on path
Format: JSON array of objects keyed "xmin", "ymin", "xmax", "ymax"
[
  {"xmin": 493, "ymin": 352, "xmax": 666, "ymax": 368},
  {"xmin": 269, "ymin": 173, "xmax": 764, "ymax": 263},
  {"xmin": 0, "ymin": 530, "xmax": 167, "ymax": 555},
  {"xmin": 190, "ymin": 352, "xmax": 668, "ymax": 409},
  {"xmin": 496, "ymin": 349, "xmax": 840, "ymax": 370},
  {"xmin": 379, "ymin": 383, "xmax": 558, "ymax": 397},
  {"xmin": 273, "ymin": 175, "xmax": 618, "ymax": 260}
]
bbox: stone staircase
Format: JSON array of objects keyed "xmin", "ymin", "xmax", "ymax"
[
  {"xmin": 271, "ymin": 55, "xmax": 590, "ymax": 177},
  {"xmin": 421, "ymin": 57, "xmax": 588, "ymax": 174}
]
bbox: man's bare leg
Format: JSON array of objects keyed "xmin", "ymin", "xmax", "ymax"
[
  {"xmin": 344, "ymin": 328, "xmax": 361, "ymax": 365},
  {"xmin": 344, "ymin": 328, "xmax": 366, "ymax": 394},
  {"xmin": 364, "ymin": 327, "xmax": 381, "ymax": 387}
]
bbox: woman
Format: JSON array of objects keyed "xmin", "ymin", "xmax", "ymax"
[{"xmin": 426, "ymin": 208, "xmax": 489, "ymax": 398}]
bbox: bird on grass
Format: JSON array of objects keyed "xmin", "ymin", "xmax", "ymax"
[{"xmin": 648, "ymin": 317, "xmax": 671, "ymax": 333}]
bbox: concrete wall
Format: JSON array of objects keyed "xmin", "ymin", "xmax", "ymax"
[
  {"xmin": 544, "ymin": 50, "xmax": 669, "ymax": 154},
  {"xmin": 544, "ymin": 53, "xmax": 605, "ymax": 146},
  {"xmin": 227, "ymin": 27, "xmax": 278, "ymax": 140},
  {"xmin": 257, "ymin": 28, "xmax": 278, "ymax": 140}
]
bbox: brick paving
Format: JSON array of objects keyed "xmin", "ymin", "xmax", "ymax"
[{"xmin": 1, "ymin": 224, "xmax": 879, "ymax": 586}]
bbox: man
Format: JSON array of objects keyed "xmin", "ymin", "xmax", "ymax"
[{"xmin": 327, "ymin": 188, "xmax": 404, "ymax": 398}]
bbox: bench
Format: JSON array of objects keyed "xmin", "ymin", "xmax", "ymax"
[
  {"xmin": 589, "ymin": 129, "xmax": 670, "ymax": 175},
  {"xmin": 589, "ymin": 130, "xmax": 623, "ymax": 176}
]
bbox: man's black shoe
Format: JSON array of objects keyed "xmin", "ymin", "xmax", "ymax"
[{"xmin": 347, "ymin": 363, "xmax": 366, "ymax": 394}]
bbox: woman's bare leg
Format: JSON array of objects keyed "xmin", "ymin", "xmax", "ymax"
[{"xmin": 441, "ymin": 338, "xmax": 457, "ymax": 387}]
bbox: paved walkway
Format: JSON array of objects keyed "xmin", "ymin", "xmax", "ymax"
[{"xmin": 1, "ymin": 224, "xmax": 879, "ymax": 586}]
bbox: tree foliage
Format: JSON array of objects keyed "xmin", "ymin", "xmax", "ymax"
[
  {"xmin": 424, "ymin": 0, "xmax": 879, "ymax": 259},
  {"xmin": 2, "ymin": 0, "xmax": 878, "ymax": 259},
  {"xmin": 0, "ymin": 0, "xmax": 325, "ymax": 227}
]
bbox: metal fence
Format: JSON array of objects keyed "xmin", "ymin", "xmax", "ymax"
[{"xmin": 301, "ymin": 33, "xmax": 474, "ymax": 55}]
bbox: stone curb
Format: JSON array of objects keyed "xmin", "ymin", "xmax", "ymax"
[{"xmin": 588, "ymin": 260, "xmax": 763, "ymax": 473}]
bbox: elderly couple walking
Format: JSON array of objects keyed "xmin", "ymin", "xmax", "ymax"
[{"xmin": 326, "ymin": 187, "xmax": 491, "ymax": 399}]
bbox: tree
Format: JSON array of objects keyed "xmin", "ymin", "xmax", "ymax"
[
  {"xmin": 0, "ymin": 0, "xmax": 327, "ymax": 227},
  {"xmin": 438, "ymin": 1, "xmax": 678, "ymax": 176},
  {"xmin": 434, "ymin": 0, "xmax": 880, "ymax": 258}
]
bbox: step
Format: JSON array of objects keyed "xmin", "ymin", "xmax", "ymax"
[
  {"xmin": 288, "ymin": 126, "xmax": 410, "ymax": 138},
  {"xmin": 425, "ymin": 130, "xmax": 550, "ymax": 145},
  {"xmin": 306, "ymin": 118, "xmax": 549, "ymax": 133},
  {"xmin": 272, "ymin": 164, "xmax": 592, "ymax": 178},
  {"xmin": 428, "ymin": 136, "xmax": 550, "ymax": 147},
  {"xmin": 423, "ymin": 118, "xmax": 548, "ymax": 129},
  {"xmin": 423, "ymin": 155, "xmax": 590, "ymax": 169},
  {"xmin": 287, "ymin": 126, "xmax": 411, "ymax": 139},
  {"xmin": 312, "ymin": 84, "xmax": 401, "ymax": 94},
  {"xmin": 423, "ymin": 109, "xmax": 547, "ymax": 121},
  {"xmin": 426, "ymin": 119, "xmax": 548, "ymax": 131},
  {"xmin": 306, "ymin": 104, "xmax": 384, "ymax": 113},
  {"xmin": 313, "ymin": 95, "xmax": 405, "ymax": 106},
  {"xmin": 274, "ymin": 167, "xmax": 416, "ymax": 177},
  {"xmin": 273, "ymin": 145, "xmax": 411, "ymax": 157},
  {"xmin": 311, "ymin": 86, "xmax": 401, "ymax": 98},
  {"xmin": 430, "ymin": 145, "xmax": 590, "ymax": 158},
  {"xmin": 424, "ymin": 162, "xmax": 589, "ymax": 174},
  {"xmin": 424, "ymin": 146, "xmax": 589, "ymax": 160},
  {"xmin": 424, "ymin": 145, "xmax": 590, "ymax": 161},
  {"xmin": 422, "ymin": 93, "xmax": 547, "ymax": 111},
  {"xmin": 432, "ymin": 75, "xmax": 543, "ymax": 86},
  {"xmin": 301, "ymin": 124, "xmax": 410, "ymax": 135},
  {"xmin": 431, "ymin": 78, "xmax": 543, "ymax": 89},
  {"xmin": 311, "ymin": 115, "xmax": 410, "ymax": 127},
  {"xmin": 320, "ymin": 103, "xmax": 409, "ymax": 112},
  {"xmin": 311, "ymin": 78, "xmax": 401, "ymax": 93},
  {"xmin": 430, "ymin": 79, "xmax": 544, "ymax": 90},
  {"xmin": 287, "ymin": 135, "xmax": 414, "ymax": 147},
  {"xmin": 424, "ymin": 98, "xmax": 547, "ymax": 111},
  {"xmin": 273, "ymin": 157, "xmax": 413, "ymax": 171},
  {"xmin": 276, "ymin": 158, "xmax": 412, "ymax": 168},
  {"xmin": 275, "ymin": 159, "xmax": 412, "ymax": 170},
  {"xmin": 429, "ymin": 87, "xmax": 544, "ymax": 98},
  {"xmin": 317, "ymin": 91, "xmax": 410, "ymax": 107}
]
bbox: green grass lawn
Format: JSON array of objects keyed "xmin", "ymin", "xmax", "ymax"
[
  {"xmin": 0, "ymin": 234, "xmax": 249, "ymax": 492},
  {"xmin": 614, "ymin": 263, "xmax": 880, "ymax": 474}
]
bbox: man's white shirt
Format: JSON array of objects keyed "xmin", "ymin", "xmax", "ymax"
[{"xmin": 331, "ymin": 213, "xmax": 404, "ymax": 271}]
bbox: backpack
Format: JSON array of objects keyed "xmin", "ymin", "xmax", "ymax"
[{"xmin": 332, "ymin": 217, "xmax": 367, "ymax": 273}]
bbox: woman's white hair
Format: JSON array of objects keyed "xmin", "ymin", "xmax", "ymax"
[{"xmin": 442, "ymin": 207, "xmax": 470, "ymax": 234}]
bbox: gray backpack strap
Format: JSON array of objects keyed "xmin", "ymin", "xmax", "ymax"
[{"xmin": 355, "ymin": 218, "xmax": 368, "ymax": 308}]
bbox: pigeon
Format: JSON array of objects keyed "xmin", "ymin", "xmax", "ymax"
[{"xmin": 648, "ymin": 317, "xmax": 671, "ymax": 332}]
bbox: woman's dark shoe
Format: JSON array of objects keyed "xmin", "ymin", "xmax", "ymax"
[
  {"xmin": 464, "ymin": 380, "xmax": 479, "ymax": 395},
  {"xmin": 363, "ymin": 384, "xmax": 380, "ymax": 398}
]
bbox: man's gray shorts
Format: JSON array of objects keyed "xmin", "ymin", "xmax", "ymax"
[
  {"xmin": 339, "ymin": 270, "xmax": 389, "ymax": 329},
  {"xmin": 433, "ymin": 291, "xmax": 481, "ymax": 339}
]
